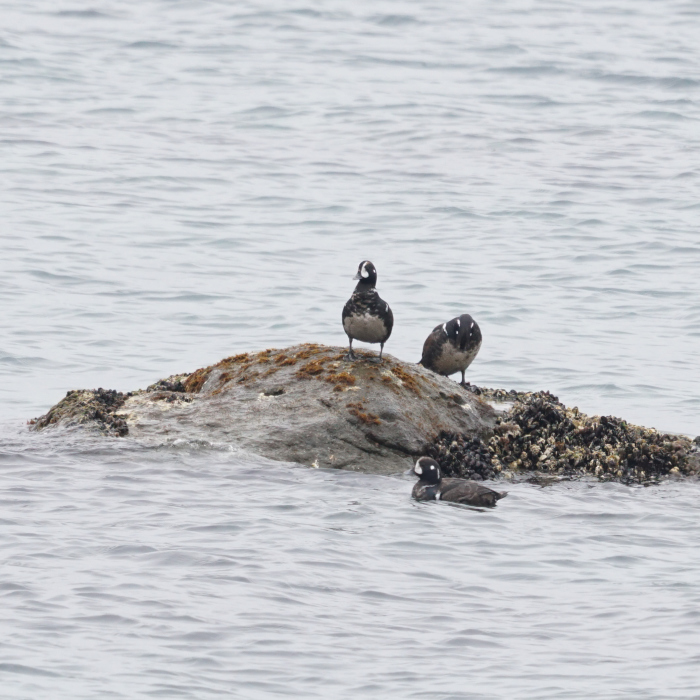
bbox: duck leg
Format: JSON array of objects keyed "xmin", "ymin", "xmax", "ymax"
[
  {"xmin": 369, "ymin": 342, "xmax": 385, "ymax": 364},
  {"xmin": 345, "ymin": 337, "xmax": 356, "ymax": 361},
  {"xmin": 460, "ymin": 369, "xmax": 467, "ymax": 387}
]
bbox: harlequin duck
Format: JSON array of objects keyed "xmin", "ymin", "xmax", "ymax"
[
  {"xmin": 419, "ymin": 314, "xmax": 482, "ymax": 387},
  {"xmin": 411, "ymin": 457, "xmax": 507, "ymax": 507},
  {"xmin": 342, "ymin": 260, "xmax": 394, "ymax": 361}
]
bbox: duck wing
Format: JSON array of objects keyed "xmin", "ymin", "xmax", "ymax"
[
  {"xmin": 438, "ymin": 478, "xmax": 507, "ymax": 507},
  {"xmin": 419, "ymin": 326, "xmax": 444, "ymax": 367},
  {"xmin": 379, "ymin": 295, "xmax": 394, "ymax": 338},
  {"xmin": 412, "ymin": 482, "xmax": 439, "ymax": 501}
]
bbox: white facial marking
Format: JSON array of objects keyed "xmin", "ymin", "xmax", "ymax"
[
  {"xmin": 456, "ymin": 318, "xmax": 460, "ymax": 328},
  {"xmin": 361, "ymin": 262, "xmax": 369, "ymax": 278},
  {"xmin": 442, "ymin": 323, "xmax": 447, "ymax": 334},
  {"xmin": 470, "ymin": 321, "xmax": 474, "ymax": 329},
  {"xmin": 415, "ymin": 464, "xmax": 423, "ymax": 475},
  {"xmin": 436, "ymin": 492, "xmax": 441, "ymax": 501},
  {"xmin": 430, "ymin": 464, "xmax": 435, "ymax": 470},
  {"xmin": 385, "ymin": 302, "xmax": 389, "ymax": 311}
]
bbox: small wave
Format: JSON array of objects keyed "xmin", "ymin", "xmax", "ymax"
[
  {"xmin": 488, "ymin": 64, "xmax": 565, "ymax": 76},
  {"xmin": 288, "ymin": 9, "xmax": 324, "ymax": 18},
  {"xmin": 164, "ymin": 438, "xmax": 237, "ymax": 452},
  {"xmin": 53, "ymin": 10, "xmax": 110, "ymax": 18},
  {"xmin": 429, "ymin": 206, "xmax": 484, "ymax": 218},
  {"xmin": 107, "ymin": 545, "xmax": 158, "ymax": 556},
  {"xmin": 238, "ymin": 105, "xmax": 289, "ymax": 118},
  {"xmin": 586, "ymin": 70, "xmax": 700, "ymax": 90},
  {"xmin": 371, "ymin": 14, "xmax": 421, "ymax": 27},
  {"xmin": 85, "ymin": 107, "xmax": 136, "ymax": 115},
  {"xmin": 634, "ymin": 110, "xmax": 693, "ymax": 121},
  {"xmin": 0, "ymin": 663, "xmax": 60, "ymax": 677},
  {"xmin": 126, "ymin": 41, "xmax": 178, "ymax": 50},
  {"xmin": 0, "ymin": 352, "xmax": 53, "ymax": 368}
]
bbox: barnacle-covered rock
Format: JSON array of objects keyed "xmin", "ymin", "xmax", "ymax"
[
  {"xmin": 30, "ymin": 388, "xmax": 130, "ymax": 437},
  {"xmin": 423, "ymin": 433, "xmax": 496, "ymax": 481},
  {"xmin": 426, "ymin": 388, "xmax": 700, "ymax": 485}
]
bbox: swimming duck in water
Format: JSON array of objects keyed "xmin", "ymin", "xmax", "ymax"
[
  {"xmin": 419, "ymin": 313, "xmax": 482, "ymax": 387},
  {"xmin": 342, "ymin": 260, "xmax": 394, "ymax": 361},
  {"xmin": 411, "ymin": 456, "xmax": 507, "ymax": 507}
]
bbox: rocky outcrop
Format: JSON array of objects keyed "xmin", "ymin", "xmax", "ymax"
[
  {"xmin": 428, "ymin": 389, "xmax": 700, "ymax": 485},
  {"xmin": 31, "ymin": 344, "xmax": 496, "ymax": 475},
  {"xmin": 31, "ymin": 343, "xmax": 700, "ymax": 483},
  {"xmin": 31, "ymin": 387, "xmax": 130, "ymax": 437}
]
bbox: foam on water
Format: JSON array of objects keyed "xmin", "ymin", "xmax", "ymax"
[{"xmin": 1, "ymin": 1, "xmax": 700, "ymax": 697}]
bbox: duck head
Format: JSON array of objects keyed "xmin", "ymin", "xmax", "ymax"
[
  {"xmin": 413, "ymin": 456, "xmax": 442, "ymax": 485},
  {"xmin": 444, "ymin": 314, "xmax": 481, "ymax": 350},
  {"xmin": 353, "ymin": 260, "xmax": 377, "ymax": 287}
]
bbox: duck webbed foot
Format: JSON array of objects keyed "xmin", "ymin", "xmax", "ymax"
[{"xmin": 369, "ymin": 343, "xmax": 385, "ymax": 363}]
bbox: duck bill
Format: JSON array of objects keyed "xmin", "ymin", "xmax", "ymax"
[{"xmin": 352, "ymin": 272, "xmax": 362, "ymax": 280}]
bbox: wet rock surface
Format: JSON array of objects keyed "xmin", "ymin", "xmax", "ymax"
[
  {"xmin": 32, "ymin": 344, "xmax": 496, "ymax": 475},
  {"xmin": 31, "ymin": 346, "xmax": 700, "ymax": 483}
]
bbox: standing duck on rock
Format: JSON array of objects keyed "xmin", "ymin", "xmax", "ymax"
[
  {"xmin": 342, "ymin": 260, "xmax": 394, "ymax": 362},
  {"xmin": 419, "ymin": 313, "xmax": 482, "ymax": 387},
  {"xmin": 412, "ymin": 457, "xmax": 507, "ymax": 507}
]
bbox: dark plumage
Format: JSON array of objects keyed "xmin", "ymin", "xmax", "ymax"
[
  {"xmin": 419, "ymin": 314, "xmax": 482, "ymax": 387},
  {"xmin": 342, "ymin": 260, "xmax": 394, "ymax": 361},
  {"xmin": 411, "ymin": 456, "xmax": 507, "ymax": 508}
]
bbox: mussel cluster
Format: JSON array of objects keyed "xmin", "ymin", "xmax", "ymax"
[
  {"xmin": 93, "ymin": 387, "xmax": 125, "ymax": 409},
  {"xmin": 427, "ymin": 389, "xmax": 698, "ymax": 485},
  {"xmin": 147, "ymin": 374, "xmax": 188, "ymax": 393},
  {"xmin": 424, "ymin": 433, "xmax": 497, "ymax": 481},
  {"xmin": 86, "ymin": 388, "xmax": 130, "ymax": 437},
  {"xmin": 31, "ymin": 387, "xmax": 129, "ymax": 437}
]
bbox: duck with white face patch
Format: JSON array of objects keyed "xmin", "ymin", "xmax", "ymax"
[
  {"xmin": 419, "ymin": 314, "xmax": 482, "ymax": 387},
  {"xmin": 342, "ymin": 260, "xmax": 394, "ymax": 362},
  {"xmin": 411, "ymin": 456, "xmax": 507, "ymax": 507}
]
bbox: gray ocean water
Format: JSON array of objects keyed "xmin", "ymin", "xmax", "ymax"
[{"xmin": 1, "ymin": 1, "xmax": 700, "ymax": 698}]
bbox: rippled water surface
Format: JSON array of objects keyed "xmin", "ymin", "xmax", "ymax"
[{"xmin": 1, "ymin": 1, "xmax": 700, "ymax": 697}]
